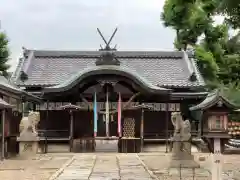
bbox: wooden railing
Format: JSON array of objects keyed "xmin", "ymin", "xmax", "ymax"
[
  {"xmin": 38, "ymin": 129, "xmax": 70, "ymax": 153},
  {"xmin": 144, "ymin": 130, "xmax": 199, "ymax": 140}
]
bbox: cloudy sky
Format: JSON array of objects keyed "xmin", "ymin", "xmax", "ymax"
[{"xmin": 0, "ymin": 0, "xmax": 223, "ymax": 71}]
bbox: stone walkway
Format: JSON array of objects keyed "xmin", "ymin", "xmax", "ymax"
[
  {"xmin": 55, "ymin": 154, "xmax": 153, "ymax": 180},
  {"xmin": 0, "ymin": 154, "xmax": 73, "ymax": 180},
  {"xmin": 1, "ymin": 153, "xmax": 240, "ymax": 180}
]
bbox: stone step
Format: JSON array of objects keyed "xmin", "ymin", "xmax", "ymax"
[
  {"xmin": 43, "ymin": 144, "xmax": 69, "ymax": 153},
  {"xmin": 143, "ymin": 144, "xmax": 199, "ymax": 153},
  {"xmin": 95, "ymin": 140, "xmax": 118, "ymax": 152}
]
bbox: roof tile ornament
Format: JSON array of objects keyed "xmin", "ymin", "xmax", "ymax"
[
  {"xmin": 95, "ymin": 28, "xmax": 120, "ymax": 66},
  {"xmin": 19, "ymin": 70, "xmax": 28, "ymax": 83},
  {"xmin": 95, "ymin": 52, "xmax": 120, "ymax": 66}
]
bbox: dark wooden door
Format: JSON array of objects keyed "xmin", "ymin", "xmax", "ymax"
[
  {"xmin": 109, "ymin": 113, "xmax": 118, "ymax": 137},
  {"xmin": 73, "ymin": 111, "xmax": 93, "ymax": 138},
  {"xmin": 97, "ymin": 114, "xmax": 105, "ymax": 137}
]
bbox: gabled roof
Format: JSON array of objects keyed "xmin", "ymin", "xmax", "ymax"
[
  {"xmin": 189, "ymin": 89, "xmax": 237, "ymax": 111},
  {"xmin": 0, "ymin": 76, "xmax": 41, "ymax": 102},
  {"xmin": 11, "ymin": 49, "xmax": 205, "ymax": 89}
]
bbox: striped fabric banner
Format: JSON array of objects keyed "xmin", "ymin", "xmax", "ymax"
[
  {"xmin": 93, "ymin": 92, "xmax": 98, "ymax": 137},
  {"xmin": 117, "ymin": 92, "xmax": 122, "ymax": 137}
]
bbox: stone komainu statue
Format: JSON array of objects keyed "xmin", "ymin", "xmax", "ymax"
[
  {"xmin": 171, "ymin": 112, "xmax": 192, "ymax": 155},
  {"xmin": 19, "ymin": 111, "xmax": 40, "ymax": 136},
  {"xmin": 169, "ymin": 112, "xmax": 200, "ymax": 168},
  {"xmin": 18, "ymin": 111, "xmax": 40, "ymax": 155}
]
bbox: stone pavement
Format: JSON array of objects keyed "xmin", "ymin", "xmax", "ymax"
[
  {"xmin": 140, "ymin": 153, "xmax": 240, "ymax": 180},
  {"xmin": 54, "ymin": 154, "xmax": 154, "ymax": 180},
  {"xmin": 0, "ymin": 154, "xmax": 73, "ymax": 180},
  {"xmin": 1, "ymin": 153, "xmax": 240, "ymax": 180}
]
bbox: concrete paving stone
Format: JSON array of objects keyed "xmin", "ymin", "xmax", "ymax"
[
  {"xmin": 121, "ymin": 178, "xmax": 152, "ymax": 180},
  {"xmin": 6, "ymin": 152, "xmax": 240, "ymax": 180},
  {"xmin": 56, "ymin": 178, "xmax": 87, "ymax": 180},
  {"xmin": 54, "ymin": 154, "xmax": 153, "ymax": 180}
]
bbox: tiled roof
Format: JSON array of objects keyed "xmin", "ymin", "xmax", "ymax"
[
  {"xmin": 11, "ymin": 49, "xmax": 205, "ymax": 88},
  {"xmin": 0, "ymin": 76, "xmax": 41, "ymax": 102},
  {"xmin": 189, "ymin": 89, "xmax": 237, "ymax": 111},
  {"xmin": 44, "ymin": 65, "xmax": 171, "ymax": 93}
]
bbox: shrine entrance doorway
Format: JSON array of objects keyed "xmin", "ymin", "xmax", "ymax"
[{"xmin": 97, "ymin": 112, "xmax": 118, "ymax": 137}]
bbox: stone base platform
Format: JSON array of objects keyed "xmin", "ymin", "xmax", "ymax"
[{"xmin": 169, "ymin": 159, "xmax": 200, "ymax": 168}]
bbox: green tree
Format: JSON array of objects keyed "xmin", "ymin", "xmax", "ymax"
[
  {"xmin": 161, "ymin": 0, "xmax": 219, "ymax": 81},
  {"xmin": 161, "ymin": 0, "xmax": 206, "ymax": 51},
  {"xmin": 223, "ymin": 83, "xmax": 240, "ymax": 106},
  {"xmin": 0, "ymin": 32, "xmax": 10, "ymax": 77},
  {"xmin": 218, "ymin": 0, "xmax": 240, "ymax": 29},
  {"xmin": 161, "ymin": 0, "xmax": 240, "ymax": 85},
  {"xmin": 223, "ymin": 32, "xmax": 240, "ymax": 54},
  {"xmin": 194, "ymin": 45, "xmax": 218, "ymax": 80}
]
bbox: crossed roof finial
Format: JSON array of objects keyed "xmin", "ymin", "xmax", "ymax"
[{"xmin": 97, "ymin": 28, "xmax": 118, "ymax": 51}]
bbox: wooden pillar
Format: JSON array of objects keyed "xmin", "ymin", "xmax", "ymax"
[
  {"xmin": 140, "ymin": 108, "xmax": 144, "ymax": 152},
  {"xmin": 33, "ymin": 103, "xmax": 36, "ymax": 111},
  {"xmin": 69, "ymin": 110, "xmax": 74, "ymax": 152},
  {"xmin": 21, "ymin": 96, "xmax": 25, "ymax": 118},
  {"xmin": 45, "ymin": 101, "xmax": 49, "ymax": 153},
  {"xmin": 165, "ymin": 103, "xmax": 169, "ymax": 153},
  {"xmin": 198, "ymin": 111, "xmax": 203, "ymax": 138},
  {"xmin": 1, "ymin": 109, "xmax": 5, "ymax": 160}
]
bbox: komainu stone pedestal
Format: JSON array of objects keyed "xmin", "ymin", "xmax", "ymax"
[
  {"xmin": 169, "ymin": 154, "xmax": 200, "ymax": 168},
  {"xmin": 169, "ymin": 112, "xmax": 200, "ymax": 168},
  {"xmin": 19, "ymin": 140, "xmax": 39, "ymax": 156},
  {"xmin": 169, "ymin": 141, "xmax": 200, "ymax": 168}
]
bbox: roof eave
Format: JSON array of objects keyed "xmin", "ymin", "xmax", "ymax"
[
  {"xmin": 22, "ymin": 91, "xmax": 43, "ymax": 103},
  {"xmin": 0, "ymin": 98, "xmax": 13, "ymax": 109},
  {"xmin": 190, "ymin": 94, "xmax": 237, "ymax": 111},
  {"xmin": 172, "ymin": 92, "xmax": 208, "ymax": 99},
  {"xmin": 0, "ymin": 84, "xmax": 42, "ymax": 103},
  {"xmin": 43, "ymin": 66, "xmax": 172, "ymax": 94}
]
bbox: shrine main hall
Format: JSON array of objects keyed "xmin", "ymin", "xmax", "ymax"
[{"xmin": 9, "ymin": 37, "xmax": 234, "ymax": 153}]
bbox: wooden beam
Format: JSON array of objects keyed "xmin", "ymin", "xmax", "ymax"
[
  {"xmin": 69, "ymin": 110, "xmax": 74, "ymax": 152},
  {"xmin": 165, "ymin": 103, "xmax": 169, "ymax": 153},
  {"xmin": 140, "ymin": 108, "xmax": 144, "ymax": 152}
]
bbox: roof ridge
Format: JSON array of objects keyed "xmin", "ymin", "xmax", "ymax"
[
  {"xmin": 23, "ymin": 50, "xmax": 34, "ymax": 73},
  {"xmin": 183, "ymin": 51, "xmax": 194, "ymax": 75},
  {"xmin": 31, "ymin": 49, "xmax": 184, "ymax": 58},
  {"xmin": 11, "ymin": 57, "xmax": 25, "ymax": 83},
  {"xmin": 30, "ymin": 49, "xmax": 181, "ymax": 53}
]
